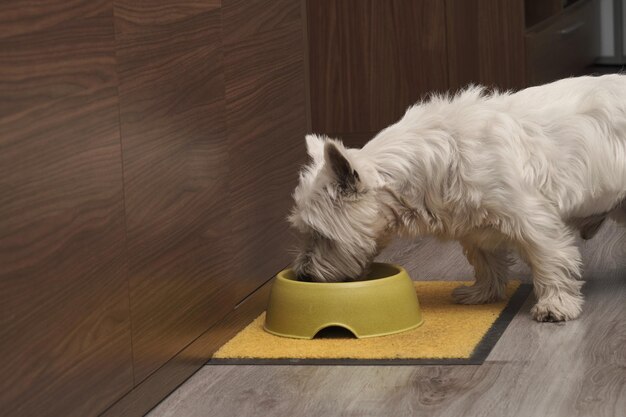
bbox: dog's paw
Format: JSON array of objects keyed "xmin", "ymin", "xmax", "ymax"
[
  {"xmin": 452, "ymin": 284, "xmax": 502, "ymax": 305},
  {"xmin": 531, "ymin": 293, "xmax": 583, "ymax": 322}
]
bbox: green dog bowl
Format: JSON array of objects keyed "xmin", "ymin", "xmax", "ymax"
[{"xmin": 264, "ymin": 263, "xmax": 423, "ymax": 339}]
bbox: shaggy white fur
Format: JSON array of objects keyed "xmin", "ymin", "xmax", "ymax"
[{"xmin": 289, "ymin": 74, "xmax": 626, "ymax": 322}]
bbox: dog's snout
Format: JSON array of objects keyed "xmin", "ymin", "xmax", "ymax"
[
  {"xmin": 294, "ymin": 251, "xmax": 314, "ymax": 281},
  {"xmin": 296, "ymin": 273, "xmax": 313, "ymax": 282},
  {"xmin": 294, "ymin": 264, "xmax": 314, "ymax": 281}
]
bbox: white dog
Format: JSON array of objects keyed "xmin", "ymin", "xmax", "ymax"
[{"xmin": 289, "ymin": 74, "xmax": 626, "ymax": 322}]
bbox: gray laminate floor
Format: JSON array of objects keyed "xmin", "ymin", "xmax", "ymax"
[{"xmin": 148, "ymin": 221, "xmax": 625, "ymax": 417}]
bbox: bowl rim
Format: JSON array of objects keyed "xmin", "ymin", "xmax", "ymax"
[{"xmin": 276, "ymin": 262, "xmax": 408, "ymax": 288}]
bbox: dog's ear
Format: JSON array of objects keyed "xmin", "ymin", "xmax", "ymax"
[
  {"xmin": 305, "ymin": 134, "xmax": 325, "ymax": 161},
  {"xmin": 324, "ymin": 141, "xmax": 359, "ymax": 191}
]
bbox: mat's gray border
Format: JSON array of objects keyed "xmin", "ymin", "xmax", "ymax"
[{"xmin": 208, "ymin": 284, "xmax": 532, "ymax": 366}]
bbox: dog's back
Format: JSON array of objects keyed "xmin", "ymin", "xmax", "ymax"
[
  {"xmin": 365, "ymin": 74, "xmax": 626, "ymax": 220},
  {"xmin": 507, "ymin": 75, "xmax": 626, "ymax": 218}
]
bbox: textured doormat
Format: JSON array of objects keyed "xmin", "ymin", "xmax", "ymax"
[{"xmin": 209, "ymin": 281, "xmax": 531, "ymax": 365}]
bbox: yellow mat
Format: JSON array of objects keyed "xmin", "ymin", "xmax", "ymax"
[{"xmin": 212, "ymin": 281, "xmax": 530, "ymax": 365}]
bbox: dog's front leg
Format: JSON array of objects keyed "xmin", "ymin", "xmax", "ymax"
[
  {"xmin": 453, "ymin": 242, "xmax": 510, "ymax": 304},
  {"xmin": 512, "ymin": 203, "xmax": 584, "ymax": 322}
]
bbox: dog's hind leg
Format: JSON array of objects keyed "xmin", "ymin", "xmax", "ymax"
[
  {"xmin": 453, "ymin": 242, "xmax": 511, "ymax": 304},
  {"xmin": 510, "ymin": 198, "xmax": 583, "ymax": 322}
]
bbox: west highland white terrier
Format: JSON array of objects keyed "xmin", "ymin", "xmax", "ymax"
[{"xmin": 289, "ymin": 74, "xmax": 626, "ymax": 322}]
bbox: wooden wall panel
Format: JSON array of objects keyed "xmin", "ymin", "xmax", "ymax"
[
  {"xmin": 0, "ymin": 3, "xmax": 133, "ymax": 417},
  {"xmin": 307, "ymin": 0, "xmax": 448, "ymax": 135},
  {"xmin": 1, "ymin": 1, "xmax": 310, "ymax": 415},
  {"xmin": 101, "ymin": 280, "xmax": 272, "ymax": 417},
  {"xmin": 445, "ymin": 0, "xmax": 526, "ymax": 91},
  {"xmin": 222, "ymin": 0, "xmax": 308, "ymax": 300},
  {"xmin": 114, "ymin": 1, "xmax": 233, "ymax": 383}
]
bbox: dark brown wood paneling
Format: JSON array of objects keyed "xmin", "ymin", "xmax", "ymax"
[
  {"xmin": 301, "ymin": 0, "xmax": 313, "ymax": 134},
  {"xmin": 307, "ymin": 0, "xmax": 448, "ymax": 134},
  {"xmin": 222, "ymin": 0, "xmax": 308, "ymax": 300},
  {"xmin": 445, "ymin": 0, "xmax": 526, "ymax": 91},
  {"xmin": 0, "ymin": 3, "xmax": 133, "ymax": 417},
  {"xmin": 0, "ymin": 0, "xmax": 112, "ymax": 39},
  {"xmin": 101, "ymin": 279, "xmax": 272, "ymax": 417},
  {"xmin": 114, "ymin": 1, "xmax": 233, "ymax": 383}
]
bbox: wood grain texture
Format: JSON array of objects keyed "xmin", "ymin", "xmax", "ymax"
[
  {"xmin": 0, "ymin": 0, "xmax": 112, "ymax": 39},
  {"xmin": 307, "ymin": 0, "xmax": 448, "ymax": 134},
  {"xmin": 301, "ymin": 0, "xmax": 312, "ymax": 134},
  {"xmin": 147, "ymin": 222, "xmax": 626, "ymax": 417},
  {"xmin": 0, "ymin": 4, "xmax": 132, "ymax": 417},
  {"xmin": 101, "ymin": 279, "xmax": 272, "ymax": 417},
  {"xmin": 1, "ymin": 1, "xmax": 309, "ymax": 415},
  {"xmin": 114, "ymin": 2, "xmax": 233, "ymax": 383},
  {"xmin": 445, "ymin": 0, "xmax": 526, "ymax": 91},
  {"xmin": 222, "ymin": 0, "xmax": 308, "ymax": 302}
]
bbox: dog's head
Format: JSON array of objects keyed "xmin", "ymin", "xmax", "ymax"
[{"xmin": 288, "ymin": 135, "xmax": 392, "ymax": 282}]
